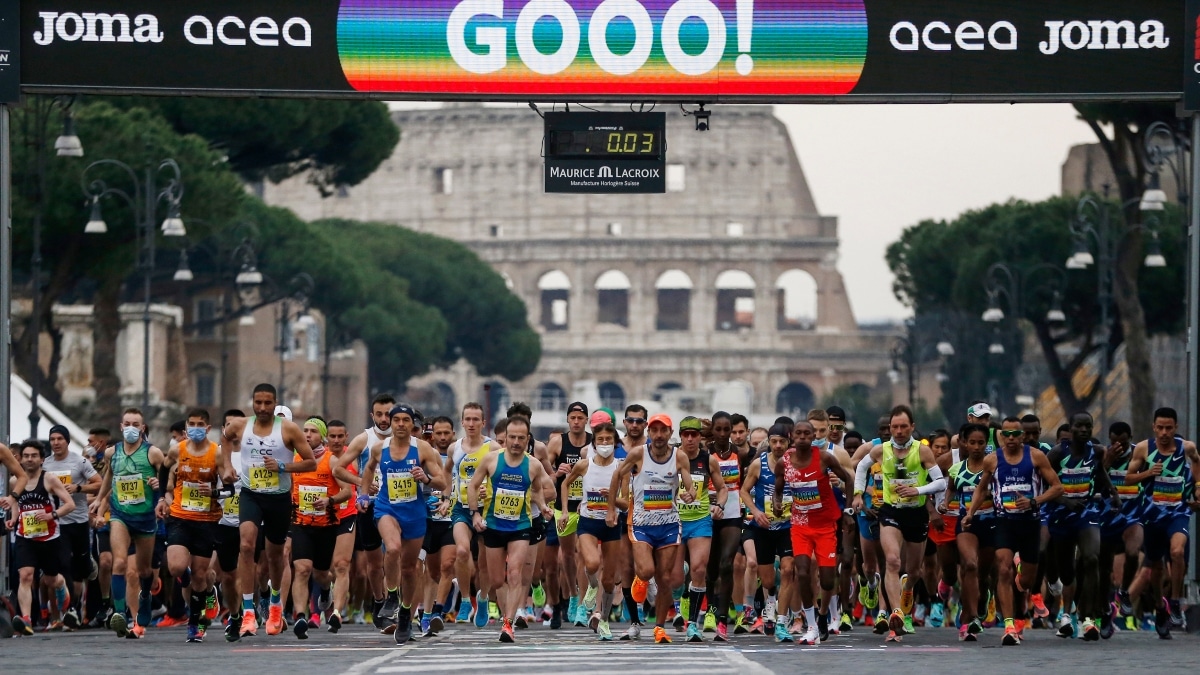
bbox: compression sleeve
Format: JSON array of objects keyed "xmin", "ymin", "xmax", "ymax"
[
  {"xmin": 917, "ymin": 464, "xmax": 947, "ymax": 496},
  {"xmin": 854, "ymin": 454, "xmax": 873, "ymax": 494}
]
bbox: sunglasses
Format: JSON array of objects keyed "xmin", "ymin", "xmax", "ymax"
[
  {"xmin": 999, "ymin": 430, "xmax": 1023, "ymax": 438},
  {"xmin": 829, "ymin": 424, "xmax": 846, "ymax": 431},
  {"xmin": 624, "ymin": 417, "xmax": 647, "ymax": 424},
  {"xmin": 680, "ymin": 431, "xmax": 701, "ymax": 438}
]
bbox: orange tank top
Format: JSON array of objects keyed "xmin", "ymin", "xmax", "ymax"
[
  {"xmin": 334, "ymin": 453, "xmax": 358, "ymax": 521},
  {"xmin": 292, "ymin": 450, "xmax": 340, "ymax": 527},
  {"xmin": 170, "ymin": 440, "xmax": 220, "ymax": 522}
]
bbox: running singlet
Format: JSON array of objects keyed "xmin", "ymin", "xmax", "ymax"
[
  {"xmin": 753, "ymin": 452, "xmax": 792, "ymax": 531},
  {"xmin": 426, "ymin": 450, "xmax": 451, "ymax": 523},
  {"xmin": 375, "ymin": 440, "xmax": 427, "ymax": 524},
  {"xmin": 357, "ymin": 426, "xmax": 392, "ymax": 502},
  {"xmin": 219, "ymin": 450, "xmax": 241, "ymax": 528},
  {"xmin": 170, "ymin": 439, "xmax": 220, "ymax": 521},
  {"xmin": 452, "ymin": 438, "xmax": 493, "ymax": 505},
  {"xmin": 881, "ymin": 442, "xmax": 927, "ymax": 508},
  {"xmin": 1145, "ymin": 436, "xmax": 1196, "ymax": 522},
  {"xmin": 1106, "ymin": 448, "xmax": 1150, "ymax": 524},
  {"xmin": 864, "ymin": 460, "xmax": 884, "ymax": 509},
  {"xmin": 1043, "ymin": 443, "xmax": 1100, "ymax": 524},
  {"xmin": 555, "ymin": 432, "xmax": 591, "ymax": 511},
  {"xmin": 678, "ymin": 449, "xmax": 711, "ymax": 522},
  {"xmin": 292, "ymin": 450, "xmax": 340, "ymax": 527},
  {"xmin": 992, "ymin": 445, "xmax": 1041, "ymax": 520},
  {"xmin": 335, "ymin": 455, "xmax": 358, "ymax": 522},
  {"xmin": 578, "ymin": 458, "xmax": 618, "ymax": 520},
  {"xmin": 783, "ymin": 448, "xmax": 838, "ymax": 527},
  {"xmin": 711, "ymin": 448, "xmax": 743, "ymax": 516},
  {"xmin": 949, "ymin": 459, "xmax": 992, "ymax": 518},
  {"xmin": 110, "ymin": 441, "xmax": 156, "ymax": 517},
  {"xmin": 631, "ymin": 447, "xmax": 680, "ymax": 527},
  {"xmin": 16, "ymin": 473, "xmax": 60, "ymax": 541},
  {"xmin": 485, "ymin": 454, "xmax": 533, "ymax": 531},
  {"xmin": 240, "ymin": 418, "xmax": 291, "ymax": 495}
]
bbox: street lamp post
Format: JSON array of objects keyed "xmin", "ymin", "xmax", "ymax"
[
  {"xmin": 980, "ymin": 262, "xmax": 1067, "ymax": 412},
  {"xmin": 23, "ymin": 97, "xmax": 82, "ymax": 436},
  {"xmin": 82, "ymin": 156, "xmax": 186, "ymax": 411},
  {"xmin": 1068, "ymin": 193, "xmax": 1165, "ymax": 429},
  {"xmin": 273, "ymin": 273, "xmax": 315, "ymax": 405},
  {"xmin": 889, "ymin": 335, "xmax": 916, "ymax": 406}
]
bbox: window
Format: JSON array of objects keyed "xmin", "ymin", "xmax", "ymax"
[
  {"xmin": 607, "ymin": 222, "xmax": 623, "ymax": 236},
  {"xmin": 655, "ymin": 269, "xmax": 693, "ymax": 331},
  {"xmin": 195, "ymin": 298, "xmax": 216, "ymax": 338},
  {"xmin": 306, "ymin": 324, "xmax": 320, "ymax": 363},
  {"xmin": 715, "ymin": 270, "xmax": 756, "ymax": 331},
  {"xmin": 195, "ymin": 367, "xmax": 216, "ymax": 407},
  {"xmin": 595, "ymin": 270, "xmax": 631, "ymax": 327},
  {"xmin": 666, "ymin": 164, "xmax": 685, "ymax": 192},
  {"xmin": 538, "ymin": 270, "xmax": 571, "ymax": 331},
  {"xmin": 435, "ymin": 168, "xmax": 453, "ymax": 194},
  {"xmin": 489, "ymin": 224, "xmax": 503, "ymax": 238},
  {"xmin": 726, "ymin": 222, "xmax": 744, "ymax": 237}
]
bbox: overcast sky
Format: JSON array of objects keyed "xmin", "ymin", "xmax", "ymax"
[{"xmin": 775, "ymin": 104, "xmax": 1099, "ymax": 322}]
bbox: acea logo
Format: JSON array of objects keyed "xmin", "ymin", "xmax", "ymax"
[{"xmin": 336, "ymin": 0, "xmax": 867, "ymax": 96}]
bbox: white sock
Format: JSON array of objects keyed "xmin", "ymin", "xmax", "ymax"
[
  {"xmin": 830, "ymin": 595, "xmax": 840, "ymax": 618},
  {"xmin": 804, "ymin": 606, "xmax": 817, "ymax": 628}
]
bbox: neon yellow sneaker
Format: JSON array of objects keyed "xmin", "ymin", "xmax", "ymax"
[{"xmin": 703, "ymin": 610, "xmax": 717, "ymax": 633}]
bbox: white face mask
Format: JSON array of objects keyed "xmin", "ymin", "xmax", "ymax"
[
  {"xmin": 892, "ymin": 436, "xmax": 914, "ymax": 451},
  {"xmin": 374, "ymin": 423, "xmax": 393, "ymax": 438},
  {"xmin": 594, "ymin": 444, "xmax": 615, "ymax": 458}
]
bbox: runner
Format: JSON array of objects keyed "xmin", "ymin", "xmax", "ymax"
[
  {"xmin": 671, "ymin": 416, "xmax": 727, "ymax": 642},
  {"xmin": 214, "ymin": 409, "xmax": 246, "ymax": 642},
  {"xmin": 925, "ymin": 429, "xmax": 957, "ymax": 629},
  {"xmin": 558, "ymin": 421, "xmax": 625, "ymax": 640},
  {"xmin": 324, "ymin": 420, "xmax": 357, "ymax": 633},
  {"xmin": 851, "ymin": 405, "xmax": 946, "ymax": 642},
  {"xmin": 810, "ymin": 408, "xmax": 852, "ymax": 638},
  {"xmin": 1098, "ymin": 421, "xmax": 1147, "ymax": 637},
  {"xmin": 616, "ymin": 404, "xmax": 649, "ymax": 640},
  {"xmin": 220, "ymin": 384, "xmax": 317, "ymax": 638},
  {"xmin": 469, "ymin": 415, "xmax": 552, "ymax": 643},
  {"xmin": 1044, "ymin": 412, "xmax": 1120, "ymax": 641},
  {"xmin": 362, "ymin": 402, "xmax": 448, "ymax": 644},
  {"xmin": 421, "ymin": 415, "xmax": 457, "ymax": 636},
  {"xmin": 775, "ymin": 420, "xmax": 855, "ymax": 646},
  {"xmin": 705, "ymin": 411, "xmax": 751, "ymax": 639},
  {"xmin": 546, "ymin": 401, "xmax": 592, "ymax": 626},
  {"xmin": 946, "ymin": 423, "xmax": 994, "ymax": 641},
  {"xmin": 91, "ymin": 407, "xmax": 167, "ymax": 639},
  {"xmin": 43, "ymin": 424, "xmax": 101, "ymax": 630},
  {"xmin": 442, "ymin": 402, "xmax": 495, "ymax": 628},
  {"xmin": 1125, "ymin": 406, "xmax": 1200, "ymax": 638},
  {"xmin": 287, "ymin": 418, "xmax": 351, "ymax": 640},
  {"xmin": 8, "ymin": 440, "xmax": 75, "ymax": 636},
  {"xmin": 160, "ymin": 408, "xmax": 226, "ymax": 642},
  {"xmin": 963, "ymin": 416, "xmax": 1063, "ymax": 646},
  {"xmin": 741, "ymin": 422, "xmax": 796, "ymax": 642},
  {"xmin": 607, "ymin": 413, "xmax": 696, "ymax": 644},
  {"xmin": 826, "ymin": 406, "xmax": 857, "ymax": 633}
]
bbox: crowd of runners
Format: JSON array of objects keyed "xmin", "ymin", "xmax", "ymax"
[{"xmin": 3, "ymin": 383, "xmax": 1197, "ymax": 647}]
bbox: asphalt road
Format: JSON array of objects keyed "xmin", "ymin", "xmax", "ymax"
[{"xmin": 3, "ymin": 619, "xmax": 1197, "ymax": 674}]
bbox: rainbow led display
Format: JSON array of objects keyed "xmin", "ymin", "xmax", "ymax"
[{"xmin": 337, "ymin": 0, "xmax": 867, "ymax": 96}]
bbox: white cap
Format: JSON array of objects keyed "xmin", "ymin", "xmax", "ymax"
[
  {"xmin": 274, "ymin": 405, "xmax": 293, "ymax": 421},
  {"xmin": 967, "ymin": 403, "xmax": 993, "ymax": 418}
]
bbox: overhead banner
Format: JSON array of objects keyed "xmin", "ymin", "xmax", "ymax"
[
  {"xmin": 0, "ymin": 0, "xmax": 17, "ymax": 103},
  {"xmin": 19, "ymin": 0, "xmax": 1185, "ymax": 102}
]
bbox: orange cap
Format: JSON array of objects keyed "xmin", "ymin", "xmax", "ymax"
[{"xmin": 648, "ymin": 413, "xmax": 672, "ymax": 428}]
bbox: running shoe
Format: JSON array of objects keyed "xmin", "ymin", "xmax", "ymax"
[
  {"xmin": 887, "ymin": 610, "xmax": 905, "ymax": 636},
  {"xmin": 380, "ymin": 593, "xmax": 399, "ymax": 626},
  {"xmin": 110, "ymin": 612, "xmax": 129, "ymax": 638},
  {"xmin": 734, "ymin": 609, "xmax": 749, "ymax": 634},
  {"xmin": 549, "ymin": 604, "xmax": 563, "ymax": 630},
  {"xmin": 1031, "ymin": 593, "xmax": 1050, "ymax": 619},
  {"xmin": 968, "ymin": 618, "xmax": 983, "ymax": 636},
  {"xmin": 899, "ymin": 574, "xmax": 913, "ymax": 615},
  {"xmin": 799, "ymin": 625, "xmax": 820, "ymax": 646},
  {"xmin": 588, "ymin": 611, "xmax": 600, "ymax": 632},
  {"xmin": 703, "ymin": 610, "xmax": 717, "ymax": 633},
  {"xmin": 240, "ymin": 610, "xmax": 258, "ymax": 637},
  {"xmin": 1080, "ymin": 617, "xmax": 1099, "ymax": 641},
  {"xmin": 499, "ymin": 618, "xmax": 515, "ymax": 643},
  {"xmin": 568, "ymin": 596, "xmax": 579, "ymax": 624},
  {"xmin": 266, "ymin": 605, "xmax": 284, "ymax": 635},
  {"xmin": 937, "ymin": 579, "xmax": 952, "ymax": 603},
  {"xmin": 127, "ymin": 623, "xmax": 145, "ymax": 639},
  {"xmin": 714, "ymin": 621, "xmax": 729, "ymax": 642},
  {"xmin": 225, "ymin": 615, "xmax": 241, "ymax": 642},
  {"xmin": 205, "ymin": 593, "xmax": 220, "ymax": 622},
  {"xmin": 1155, "ymin": 603, "xmax": 1172, "ymax": 639},
  {"xmin": 885, "ymin": 629, "xmax": 900, "ymax": 643},
  {"xmin": 818, "ymin": 612, "xmax": 829, "ymax": 642},
  {"xmin": 490, "ymin": 601, "xmax": 502, "ymax": 624},
  {"xmin": 576, "ymin": 603, "xmax": 590, "ymax": 627},
  {"xmin": 983, "ymin": 593, "xmax": 997, "ymax": 627},
  {"xmin": 751, "ymin": 616, "xmax": 765, "ymax": 634},
  {"xmin": 903, "ymin": 615, "xmax": 916, "ymax": 635},
  {"xmin": 532, "ymin": 583, "xmax": 546, "ymax": 608},
  {"xmin": 929, "ymin": 602, "xmax": 945, "ymax": 628},
  {"xmin": 327, "ymin": 611, "xmax": 342, "ymax": 634},
  {"xmin": 763, "ymin": 596, "xmax": 777, "ymax": 625},
  {"xmin": 583, "ymin": 583, "xmax": 598, "ymax": 612},
  {"xmin": 181, "ymin": 621, "xmax": 201, "ymax": 643},
  {"xmin": 1168, "ymin": 599, "xmax": 1186, "ymax": 629},
  {"xmin": 654, "ymin": 625, "xmax": 672, "ymax": 644},
  {"xmin": 474, "ymin": 593, "xmax": 490, "ymax": 628},
  {"xmin": 631, "ymin": 577, "xmax": 649, "ymax": 604},
  {"xmin": 789, "ymin": 615, "xmax": 805, "ymax": 635},
  {"xmin": 157, "ymin": 614, "xmax": 187, "ymax": 628},
  {"xmin": 598, "ymin": 619, "xmax": 613, "ymax": 641},
  {"xmin": 420, "ymin": 613, "xmax": 432, "ymax": 635},
  {"xmin": 1100, "ymin": 611, "xmax": 1115, "ymax": 640},
  {"xmin": 864, "ymin": 575, "xmax": 880, "ymax": 611},
  {"xmin": 839, "ymin": 612, "xmax": 854, "ymax": 633},
  {"xmin": 14, "ymin": 615, "xmax": 33, "ymax": 636},
  {"xmin": 293, "ymin": 615, "xmax": 309, "ymax": 640},
  {"xmin": 1116, "ymin": 590, "xmax": 1134, "ymax": 618},
  {"xmin": 1002, "ymin": 624, "xmax": 1020, "ymax": 646},
  {"xmin": 913, "ymin": 603, "xmax": 927, "ymax": 627},
  {"xmin": 619, "ymin": 623, "xmax": 642, "ymax": 641},
  {"xmin": 686, "ymin": 621, "xmax": 704, "ymax": 642},
  {"xmin": 873, "ymin": 610, "xmax": 889, "ymax": 634},
  {"xmin": 1056, "ymin": 614, "xmax": 1074, "ymax": 638},
  {"xmin": 63, "ymin": 608, "xmax": 80, "ymax": 630},
  {"xmin": 456, "ymin": 601, "xmax": 472, "ymax": 624},
  {"xmin": 773, "ymin": 620, "xmax": 793, "ymax": 642},
  {"xmin": 429, "ymin": 612, "xmax": 444, "ymax": 633},
  {"xmin": 959, "ymin": 624, "xmax": 975, "ymax": 641},
  {"xmin": 394, "ymin": 606, "xmax": 413, "ymax": 644}
]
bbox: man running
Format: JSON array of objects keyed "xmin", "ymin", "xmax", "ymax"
[
  {"xmin": 43, "ymin": 424, "xmax": 101, "ymax": 629},
  {"xmin": 741, "ymin": 423, "xmax": 796, "ymax": 642},
  {"xmin": 852, "ymin": 405, "xmax": 946, "ymax": 642},
  {"xmin": 325, "ymin": 420, "xmax": 358, "ymax": 632},
  {"xmin": 8, "ymin": 440, "xmax": 75, "ymax": 636},
  {"xmin": 672, "ymin": 416, "xmax": 727, "ymax": 642},
  {"xmin": 705, "ymin": 411, "xmax": 751, "ymax": 638},
  {"xmin": 469, "ymin": 415, "xmax": 552, "ymax": 643},
  {"xmin": 443, "ymin": 402, "xmax": 495, "ymax": 627},
  {"xmin": 547, "ymin": 401, "xmax": 592, "ymax": 626},
  {"xmin": 362, "ymin": 402, "xmax": 448, "ymax": 644},
  {"xmin": 421, "ymin": 415, "xmax": 457, "ymax": 636},
  {"xmin": 160, "ymin": 408, "xmax": 226, "ymax": 642},
  {"xmin": 607, "ymin": 413, "xmax": 696, "ymax": 644},
  {"xmin": 616, "ymin": 404, "xmax": 649, "ymax": 639},
  {"xmin": 963, "ymin": 416, "xmax": 1063, "ymax": 646},
  {"xmin": 1099, "ymin": 421, "xmax": 1147, "ymax": 637},
  {"xmin": 91, "ymin": 408, "xmax": 166, "ymax": 638},
  {"xmin": 220, "ymin": 384, "xmax": 316, "ymax": 638}
]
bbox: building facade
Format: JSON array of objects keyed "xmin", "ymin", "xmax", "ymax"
[{"xmin": 264, "ymin": 105, "xmax": 897, "ymax": 426}]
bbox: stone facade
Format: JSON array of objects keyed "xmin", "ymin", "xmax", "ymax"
[{"xmin": 264, "ymin": 105, "xmax": 897, "ymax": 426}]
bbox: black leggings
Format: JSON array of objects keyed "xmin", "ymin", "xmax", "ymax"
[
  {"xmin": 705, "ymin": 519, "xmax": 742, "ymax": 621},
  {"xmin": 1049, "ymin": 527, "xmax": 1101, "ymax": 618}
]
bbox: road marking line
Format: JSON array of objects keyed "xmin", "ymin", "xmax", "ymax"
[
  {"xmin": 339, "ymin": 645, "xmax": 414, "ymax": 675},
  {"xmin": 720, "ymin": 649, "xmax": 775, "ymax": 675}
]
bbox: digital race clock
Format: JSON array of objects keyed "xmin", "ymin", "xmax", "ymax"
[{"xmin": 543, "ymin": 111, "xmax": 666, "ymax": 194}]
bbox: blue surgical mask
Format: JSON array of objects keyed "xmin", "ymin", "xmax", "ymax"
[
  {"xmin": 814, "ymin": 438, "xmax": 828, "ymax": 449},
  {"xmin": 187, "ymin": 427, "xmax": 207, "ymax": 443},
  {"xmin": 122, "ymin": 427, "xmax": 141, "ymax": 444}
]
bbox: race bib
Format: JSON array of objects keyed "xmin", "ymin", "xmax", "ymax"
[
  {"xmin": 115, "ymin": 474, "xmax": 146, "ymax": 506},
  {"xmin": 568, "ymin": 477, "xmax": 584, "ymax": 501},
  {"xmin": 49, "ymin": 470, "xmax": 72, "ymax": 487},
  {"xmin": 298, "ymin": 484, "xmax": 327, "ymax": 515},
  {"xmin": 766, "ymin": 493, "xmax": 793, "ymax": 522},
  {"xmin": 1151, "ymin": 475, "xmax": 1184, "ymax": 507},
  {"xmin": 22, "ymin": 511, "xmax": 49, "ymax": 538},
  {"xmin": 790, "ymin": 480, "xmax": 821, "ymax": 513},
  {"xmin": 248, "ymin": 465, "xmax": 280, "ymax": 492},
  {"xmin": 387, "ymin": 471, "xmax": 418, "ymax": 504},
  {"xmin": 1000, "ymin": 482, "xmax": 1032, "ymax": 514},
  {"xmin": 643, "ymin": 480, "xmax": 674, "ymax": 511},
  {"xmin": 223, "ymin": 492, "xmax": 240, "ymax": 515},
  {"xmin": 585, "ymin": 488, "xmax": 609, "ymax": 513},
  {"xmin": 494, "ymin": 487, "xmax": 525, "ymax": 521},
  {"xmin": 678, "ymin": 473, "xmax": 707, "ymax": 512},
  {"xmin": 1059, "ymin": 466, "xmax": 1092, "ymax": 499},
  {"xmin": 180, "ymin": 482, "xmax": 209, "ymax": 512},
  {"xmin": 890, "ymin": 477, "xmax": 919, "ymax": 507}
]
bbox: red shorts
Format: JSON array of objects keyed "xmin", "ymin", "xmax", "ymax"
[
  {"xmin": 790, "ymin": 520, "xmax": 838, "ymax": 567},
  {"xmin": 929, "ymin": 515, "xmax": 958, "ymax": 546}
]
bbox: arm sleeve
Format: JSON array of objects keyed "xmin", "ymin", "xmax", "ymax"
[
  {"xmin": 917, "ymin": 464, "xmax": 946, "ymax": 496},
  {"xmin": 854, "ymin": 454, "xmax": 873, "ymax": 494}
]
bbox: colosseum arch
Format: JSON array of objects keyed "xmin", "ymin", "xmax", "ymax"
[
  {"xmin": 595, "ymin": 269, "xmax": 631, "ymax": 327},
  {"xmin": 534, "ymin": 381, "xmax": 568, "ymax": 411},
  {"xmin": 598, "ymin": 381, "xmax": 626, "ymax": 412},
  {"xmin": 655, "ymin": 269, "xmax": 693, "ymax": 331},
  {"xmin": 775, "ymin": 269, "xmax": 818, "ymax": 330},
  {"xmin": 537, "ymin": 270, "xmax": 571, "ymax": 331},
  {"xmin": 776, "ymin": 381, "xmax": 816, "ymax": 419},
  {"xmin": 715, "ymin": 269, "xmax": 756, "ymax": 331}
]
